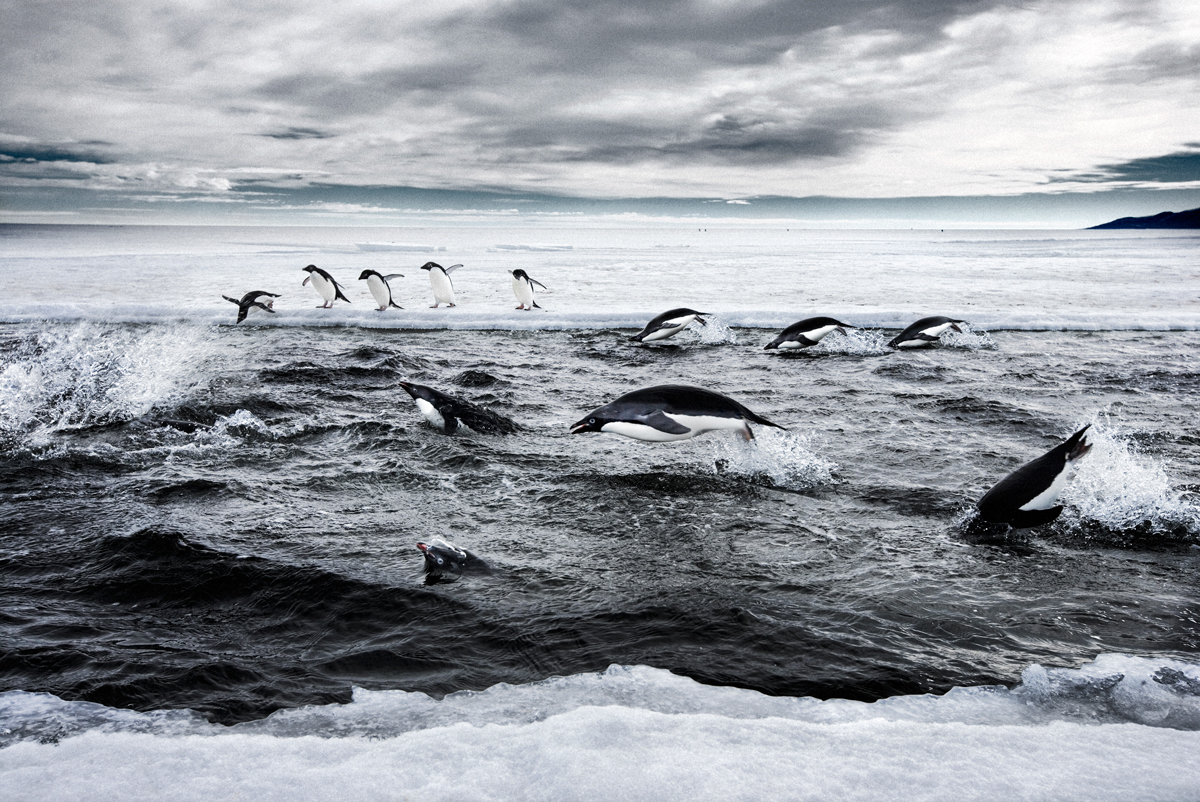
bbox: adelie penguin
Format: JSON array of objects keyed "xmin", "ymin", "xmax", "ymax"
[
  {"xmin": 764, "ymin": 317, "xmax": 855, "ymax": 351},
  {"xmin": 398, "ymin": 381, "xmax": 520, "ymax": 435},
  {"xmin": 417, "ymin": 538, "xmax": 490, "ymax": 584},
  {"xmin": 358, "ymin": 269, "xmax": 405, "ymax": 311},
  {"xmin": 301, "ymin": 265, "xmax": 351, "ymax": 308},
  {"xmin": 633, "ymin": 308, "xmax": 710, "ymax": 343},
  {"xmin": 571, "ymin": 384, "xmax": 785, "ymax": 442},
  {"xmin": 887, "ymin": 316, "xmax": 965, "ymax": 348},
  {"xmin": 420, "ymin": 261, "xmax": 463, "ymax": 308},
  {"xmin": 510, "ymin": 269, "xmax": 547, "ymax": 310},
  {"xmin": 975, "ymin": 425, "xmax": 1093, "ymax": 528},
  {"xmin": 222, "ymin": 290, "xmax": 280, "ymax": 324}
]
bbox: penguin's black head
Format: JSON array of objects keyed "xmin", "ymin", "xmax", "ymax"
[
  {"xmin": 417, "ymin": 539, "xmax": 469, "ymax": 577},
  {"xmin": 511, "ymin": 269, "xmax": 529, "ymax": 280},
  {"xmin": 302, "ymin": 265, "xmax": 318, "ymax": 273},
  {"xmin": 419, "ymin": 262, "xmax": 441, "ymax": 272},
  {"xmin": 358, "ymin": 270, "xmax": 377, "ymax": 280},
  {"xmin": 570, "ymin": 413, "xmax": 609, "ymax": 434}
]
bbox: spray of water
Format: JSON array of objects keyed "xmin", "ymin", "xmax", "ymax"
[
  {"xmin": 706, "ymin": 428, "xmax": 836, "ymax": 490},
  {"xmin": 941, "ymin": 322, "xmax": 996, "ymax": 350},
  {"xmin": 810, "ymin": 327, "xmax": 891, "ymax": 356},
  {"xmin": 681, "ymin": 315, "xmax": 737, "ymax": 345}
]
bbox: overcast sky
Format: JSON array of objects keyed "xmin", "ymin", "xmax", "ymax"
[{"xmin": 2, "ymin": 0, "xmax": 1199, "ymax": 224}]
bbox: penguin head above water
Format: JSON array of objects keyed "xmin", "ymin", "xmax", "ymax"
[{"xmin": 416, "ymin": 538, "xmax": 488, "ymax": 583}]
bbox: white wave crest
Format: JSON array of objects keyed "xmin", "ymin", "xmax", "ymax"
[{"xmin": 940, "ymin": 321, "xmax": 996, "ymax": 350}]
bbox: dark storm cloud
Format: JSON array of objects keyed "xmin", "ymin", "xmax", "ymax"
[
  {"xmin": 1062, "ymin": 148, "xmax": 1200, "ymax": 184},
  {"xmin": 0, "ymin": 143, "xmax": 115, "ymax": 164},
  {"xmin": 261, "ymin": 127, "xmax": 336, "ymax": 140}
]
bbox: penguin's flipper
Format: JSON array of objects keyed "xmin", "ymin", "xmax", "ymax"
[
  {"xmin": 302, "ymin": 276, "xmax": 311, "ymax": 286},
  {"xmin": 695, "ymin": 316, "xmax": 708, "ymax": 326},
  {"xmin": 640, "ymin": 411, "xmax": 691, "ymax": 435},
  {"xmin": 252, "ymin": 302, "xmax": 276, "ymax": 314},
  {"xmin": 443, "ymin": 264, "xmax": 464, "ymax": 274},
  {"xmin": 383, "ymin": 273, "xmax": 405, "ymax": 280},
  {"xmin": 439, "ymin": 406, "xmax": 459, "ymax": 434},
  {"xmin": 1008, "ymin": 506, "xmax": 1064, "ymax": 529},
  {"xmin": 223, "ymin": 295, "xmax": 240, "ymax": 306},
  {"xmin": 530, "ymin": 278, "xmax": 548, "ymax": 290}
]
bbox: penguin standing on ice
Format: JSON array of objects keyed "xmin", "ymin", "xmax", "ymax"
[
  {"xmin": 976, "ymin": 425, "xmax": 1093, "ymax": 528},
  {"xmin": 420, "ymin": 262, "xmax": 463, "ymax": 308},
  {"xmin": 633, "ymin": 308, "xmax": 710, "ymax": 343},
  {"xmin": 301, "ymin": 265, "xmax": 351, "ymax": 308},
  {"xmin": 222, "ymin": 290, "xmax": 280, "ymax": 324},
  {"xmin": 571, "ymin": 384, "xmax": 785, "ymax": 442},
  {"xmin": 764, "ymin": 317, "xmax": 855, "ymax": 351},
  {"xmin": 359, "ymin": 270, "xmax": 404, "ymax": 311},
  {"xmin": 887, "ymin": 316, "xmax": 964, "ymax": 348},
  {"xmin": 510, "ymin": 269, "xmax": 547, "ymax": 310}
]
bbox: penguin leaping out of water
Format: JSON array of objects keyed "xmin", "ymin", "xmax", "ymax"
[
  {"xmin": 222, "ymin": 290, "xmax": 280, "ymax": 324},
  {"xmin": 764, "ymin": 317, "xmax": 855, "ymax": 351},
  {"xmin": 359, "ymin": 270, "xmax": 404, "ymax": 311},
  {"xmin": 420, "ymin": 262, "xmax": 463, "ymax": 308},
  {"xmin": 570, "ymin": 384, "xmax": 786, "ymax": 442},
  {"xmin": 888, "ymin": 316, "xmax": 965, "ymax": 348},
  {"xmin": 633, "ymin": 308, "xmax": 710, "ymax": 343},
  {"xmin": 301, "ymin": 265, "xmax": 351, "ymax": 308},
  {"xmin": 975, "ymin": 425, "xmax": 1092, "ymax": 528},
  {"xmin": 398, "ymin": 381, "xmax": 520, "ymax": 435},
  {"xmin": 510, "ymin": 269, "xmax": 547, "ymax": 310}
]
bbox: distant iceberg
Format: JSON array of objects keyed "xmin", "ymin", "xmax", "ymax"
[{"xmin": 1089, "ymin": 207, "xmax": 1200, "ymax": 229}]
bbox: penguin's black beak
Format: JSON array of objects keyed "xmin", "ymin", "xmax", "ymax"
[
  {"xmin": 416, "ymin": 542, "xmax": 428, "ymax": 553},
  {"xmin": 570, "ymin": 418, "xmax": 597, "ymax": 434},
  {"xmin": 398, "ymin": 381, "xmax": 418, "ymax": 399}
]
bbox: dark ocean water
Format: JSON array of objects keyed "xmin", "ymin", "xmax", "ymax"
[{"xmin": 2, "ymin": 321, "xmax": 1198, "ymax": 726}]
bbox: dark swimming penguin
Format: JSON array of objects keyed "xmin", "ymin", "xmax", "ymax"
[
  {"xmin": 887, "ymin": 316, "xmax": 965, "ymax": 348},
  {"xmin": 222, "ymin": 290, "xmax": 280, "ymax": 323},
  {"xmin": 302, "ymin": 265, "xmax": 351, "ymax": 308},
  {"xmin": 976, "ymin": 425, "xmax": 1093, "ymax": 528},
  {"xmin": 359, "ymin": 269, "xmax": 405, "ymax": 311},
  {"xmin": 417, "ymin": 538, "xmax": 490, "ymax": 584},
  {"xmin": 764, "ymin": 317, "xmax": 855, "ymax": 350},
  {"xmin": 633, "ymin": 308, "xmax": 710, "ymax": 343},
  {"xmin": 398, "ymin": 381, "xmax": 520, "ymax": 435},
  {"xmin": 510, "ymin": 269, "xmax": 547, "ymax": 310},
  {"xmin": 420, "ymin": 262, "xmax": 463, "ymax": 308},
  {"xmin": 570, "ymin": 384, "xmax": 786, "ymax": 442}
]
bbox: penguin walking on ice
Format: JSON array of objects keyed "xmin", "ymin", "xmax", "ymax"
[
  {"xmin": 975, "ymin": 425, "xmax": 1093, "ymax": 528},
  {"xmin": 222, "ymin": 290, "xmax": 280, "ymax": 324},
  {"xmin": 398, "ymin": 381, "xmax": 520, "ymax": 435},
  {"xmin": 359, "ymin": 269, "xmax": 404, "ymax": 311},
  {"xmin": 301, "ymin": 265, "xmax": 351, "ymax": 308},
  {"xmin": 420, "ymin": 261, "xmax": 463, "ymax": 308},
  {"xmin": 633, "ymin": 308, "xmax": 710, "ymax": 343},
  {"xmin": 887, "ymin": 316, "xmax": 965, "ymax": 348},
  {"xmin": 764, "ymin": 317, "xmax": 855, "ymax": 351},
  {"xmin": 510, "ymin": 269, "xmax": 547, "ymax": 310},
  {"xmin": 571, "ymin": 384, "xmax": 785, "ymax": 442}
]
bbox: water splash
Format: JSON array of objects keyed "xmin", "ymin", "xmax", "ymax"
[
  {"xmin": 0, "ymin": 323, "xmax": 218, "ymax": 442},
  {"xmin": 810, "ymin": 327, "xmax": 890, "ymax": 356},
  {"xmin": 1061, "ymin": 419, "xmax": 1199, "ymax": 539},
  {"xmin": 681, "ymin": 315, "xmax": 737, "ymax": 345},
  {"xmin": 706, "ymin": 428, "xmax": 836, "ymax": 490},
  {"xmin": 941, "ymin": 322, "xmax": 996, "ymax": 350}
]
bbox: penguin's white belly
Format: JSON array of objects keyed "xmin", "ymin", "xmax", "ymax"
[
  {"xmin": 893, "ymin": 338, "xmax": 931, "ymax": 348},
  {"xmin": 430, "ymin": 271, "xmax": 455, "ymax": 305},
  {"xmin": 601, "ymin": 413, "xmax": 746, "ymax": 442},
  {"xmin": 1020, "ymin": 464, "xmax": 1075, "ymax": 511},
  {"xmin": 643, "ymin": 315, "xmax": 697, "ymax": 341},
  {"xmin": 366, "ymin": 275, "xmax": 390, "ymax": 308},
  {"xmin": 805, "ymin": 324, "xmax": 839, "ymax": 343},
  {"xmin": 512, "ymin": 276, "xmax": 534, "ymax": 308},
  {"xmin": 414, "ymin": 398, "xmax": 445, "ymax": 428},
  {"xmin": 922, "ymin": 322, "xmax": 956, "ymax": 339},
  {"xmin": 308, "ymin": 274, "xmax": 336, "ymax": 303}
]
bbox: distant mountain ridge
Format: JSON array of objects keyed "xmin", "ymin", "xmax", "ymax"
[{"xmin": 1089, "ymin": 207, "xmax": 1200, "ymax": 229}]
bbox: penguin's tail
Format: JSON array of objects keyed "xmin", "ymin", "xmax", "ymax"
[{"xmin": 390, "ymin": 300, "xmax": 403, "ymax": 309}]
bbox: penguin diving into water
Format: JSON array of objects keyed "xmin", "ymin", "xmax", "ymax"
[
  {"xmin": 398, "ymin": 381, "xmax": 520, "ymax": 435},
  {"xmin": 571, "ymin": 384, "xmax": 785, "ymax": 442},
  {"xmin": 510, "ymin": 269, "xmax": 547, "ymax": 310},
  {"xmin": 633, "ymin": 308, "xmax": 710, "ymax": 343},
  {"xmin": 420, "ymin": 262, "xmax": 463, "ymax": 308},
  {"xmin": 975, "ymin": 425, "xmax": 1093, "ymax": 528},
  {"xmin": 416, "ymin": 538, "xmax": 490, "ymax": 584},
  {"xmin": 764, "ymin": 317, "xmax": 855, "ymax": 351},
  {"xmin": 301, "ymin": 265, "xmax": 351, "ymax": 308},
  {"xmin": 222, "ymin": 291, "xmax": 280, "ymax": 324},
  {"xmin": 888, "ymin": 316, "xmax": 964, "ymax": 348},
  {"xmin": 358, "ymin": 269, "xmax": 404, "ymax": 311}
]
